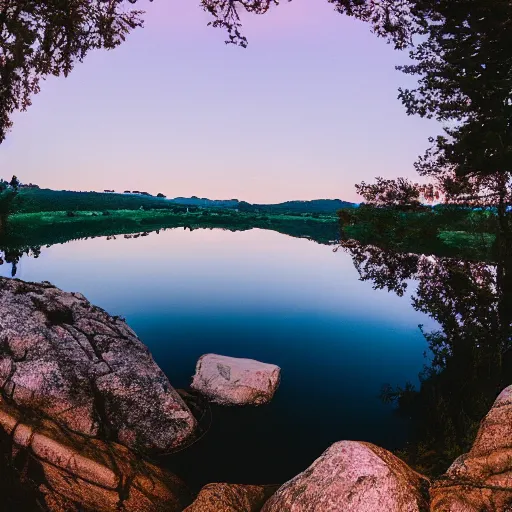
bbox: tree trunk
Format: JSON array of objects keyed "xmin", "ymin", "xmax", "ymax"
[
  {"xmin": 495, "ymin": 175, "xmax": 512, "ymax": 367},
  {"xmin": 0, "ymin": 214, "xmax": 6, "ymax": 235}
]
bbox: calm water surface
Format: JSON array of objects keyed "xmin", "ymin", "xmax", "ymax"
[{"xmin": 2, "ymin": 228, "xmax": 435, "ymax": 486}]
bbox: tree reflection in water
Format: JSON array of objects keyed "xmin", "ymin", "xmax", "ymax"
[
  {"xmin": 0, "ymin": 246, "xmax": 41, "ymax": 277},
  {"xmin": 3, "ymin": 227, "xmax": 511, "ymax": 478},
  {"xmin": 338, "ymin": 238, "xmax": 512, "ymax": 476}
]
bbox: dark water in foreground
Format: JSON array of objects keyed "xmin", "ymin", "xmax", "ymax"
[{"xmin": 1, "ymin": 228, "xmax": 434, "ymax": 487}]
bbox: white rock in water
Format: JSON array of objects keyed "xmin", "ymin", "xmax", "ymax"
[{"xmin": 191, "ymin": 354, "xmax": 281, "ymax": 405}]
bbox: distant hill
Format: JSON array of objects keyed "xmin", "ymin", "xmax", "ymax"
[
  {"xmin": 14, "ymin": 188, "xmax": 176, "ymax": 213},
  {"xmin": 167, "ymin": 197, "xmax": 356, "ymax": 212},
  {"xmin": 238, "ymin": 199, "xmax": 356, "ymax": 214},
  {"xmin": 13, "ymin": 188, "xmax": 356, "ymax": 215},
  {"xmin": 169, "ymin": 197, "xmax": 240, "ymax": 208}
]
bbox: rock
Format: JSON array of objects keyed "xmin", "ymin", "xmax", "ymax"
[
  {"xmin": 431, "ymin": 385, "xmax": 512, "ymax": 511},
  {"xmin": 184, "ymin": 483, "xmax": 278, "ymax": 512},
  {"xmin": 0, "ymin": 396, "xmax": 192, "ymax": 512},
  {"xmin": 262, "ymin": 441, "xmax": 430, "ymax": 512},
  {"xmin": 191, "ymin": 354, "xmax": 281, "ymax": 406},
  {"xmin": 0, "ymin": 278, "xmax": 196, "ymax": 453}
]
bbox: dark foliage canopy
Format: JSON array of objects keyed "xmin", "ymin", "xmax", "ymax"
[
  {"xmin": 0, "ymin": 0, "xmax": 421, "ymax": 144},
  {"xmin": 0, "ymin": 174, "xmax": 19, "ymax": 219},
  {"xmin": 356, "ymin": 176, "xmax": 423, "ymax": 210},
  {"xmin": 350, "ymin": 0, "xmax": 512, "ymax": 218},
  {"xmin": 202, "ymin": 0, "xmax": 417, "ymax": 49},
  {"xmin": 0, "ymin": 0, "xmax": 147, "ymax": 143},
  {"xmin": 397, "ymin": 0, "xmax": 512, "ymax": 208}
]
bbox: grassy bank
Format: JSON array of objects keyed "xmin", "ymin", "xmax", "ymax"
[
  {"xmin": 339, "ymin": 205, "xmax": 498, "ymax": 261},
  {"xmin": 3, "ymin": 189, "xmax": 500, "ymax": 262}
]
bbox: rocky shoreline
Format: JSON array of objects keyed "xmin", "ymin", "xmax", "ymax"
[{"xmin": 0, "ymin": 277, "xmax": 511, "ymax": 511}]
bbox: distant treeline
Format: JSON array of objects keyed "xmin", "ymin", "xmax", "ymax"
[
  {"xmin": 12, "ymin": 188, "xmax": 355, "ymax": 216},
  {"xmin": 238, "ymin": 199, "xmax": 356, "ymax": 214},
  {"xmin": 13, "ymin": 188, "xmax": 176, "ymax": 213}
]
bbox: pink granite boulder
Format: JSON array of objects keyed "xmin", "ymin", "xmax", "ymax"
[
  {"xmin": 262, "ymin": 441, "xmax": 430, "ymax": 512},
  {"xmin": 0, "ymin": 278, "xmax": 196, "ymax": 454},
  {"xmin": 0, "ymin": 396, "xmax": 192, "ymax": 511},
  {"xmin": 183, "ymin": 483, "xmax": 278, "ymax": 512},
  {"xmin": 431, "ymin": 384, "xmax": 512, "ymax": 511},
  {"xmin": 191, "ymin": 354, "xmax": 281, "ymax": 405}
]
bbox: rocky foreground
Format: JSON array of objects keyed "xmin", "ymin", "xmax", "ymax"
[
  {"xmin": 1, "ymin": 277, "xmax": 512, "ymax": 511},
  {"xmin": 0, "ymin": 395, "xmax": 191, "ymax": 511},
  {"xmin": 0, "ymin": 278, "xmax": 196, "ymax": 454},
  {"xmin": 185, "ymin": 388, "xmax": 512, "ymax": 512}
]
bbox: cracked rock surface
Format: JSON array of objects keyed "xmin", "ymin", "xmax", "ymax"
[
  {"xmin": 0, "ymin": 395, "xmax": 192, "ymax": 511},
  {"xmin": 261, "ymin": 441, "xmax": 430, "ymax": 512},
  {"xmin": 183, "ymin": 483, "xmax": 278, "ymax": 511},
  {"xmin": 0, "ymin": 278, "xmax": 196, "ymax": 454}
]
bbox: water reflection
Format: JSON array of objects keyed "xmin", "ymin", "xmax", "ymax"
[
  {"xmin": 0, "ymin": 217, "xmax": 340, "ymax": 278},
  {"xmin": 0, "ymin": 227, "xmax": 430, "ymax": 486},
  {"xmin": 2, "ymin": 221, "xmax": 508, "ymax": 480},
  {"xmin": 339, "ymin": 238, "xmax": 512, "ymax": 475},
  {"xmin": 0, "ymin": 245, "xmax": 41, "ymax": 277}
]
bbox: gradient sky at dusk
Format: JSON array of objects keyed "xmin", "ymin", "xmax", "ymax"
[{"xmin": 0, "ymin": 0, "xmax": 440, "ymax": 203}]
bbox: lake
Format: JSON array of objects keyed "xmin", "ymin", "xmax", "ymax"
[{"xmin": 0, "ymin": 227, "xmax": 436, "ymax": 488}]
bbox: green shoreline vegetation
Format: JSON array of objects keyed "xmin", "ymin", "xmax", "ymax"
[
  {"xmin": 0, "ymin": 188, "xmax": 343, "ymax": 254},
  {"xmin": 0, "ymin": 187, "xmax": 499, "ymax": 266},
  {"xmin": 338, "ymin": 204, "xmax": 498, "ymax": 262}
]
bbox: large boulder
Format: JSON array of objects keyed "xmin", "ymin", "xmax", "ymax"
[
  {"xmin": 0, "ymin": 396, "xmax": 192, "ymax": 511},
  {"xmin": 0, "ymin": 278, "xmax": 196, "ymax": 453},
  {"xmin": 431, "ymin": 385, "xmax": 512, "ymax": 511},
  {"xmin": 191, "ymin": 354, "xmax": 281, "ymax": 405},
  {"xmin": 262, "ymin": 441, "xmax": 430, "ymax": 512},
  {"xmin": 184, "ymin": 483, "xmax": 278, "ymax": 512}
]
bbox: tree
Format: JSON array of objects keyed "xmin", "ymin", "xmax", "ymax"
[
  {"xmin": 355, "ymin": 176, "xmax": 424, "ymax": 210},
  {"xmin": 9, "ymin": 175, "xmax": 19, "ymax": 190},
  {"xmin": 157, "ymin": 193, "xmax": 166, "ymax": 198},
  {"xmin": 0, "ymin": 175, "xmax": 20, "ymax": 232},
  {"xmin": 340, "ymin": 238, "xmax": 512, "ymax": 476},
  {"xmin": 397, "ymin": 0, "xmax": 512, "ymax": 212},
  {"xmin": 0, "ymin": 0, "xmax": 145, "ymax": 143},
  {"xmin": 391, "ymin": 0, "xmax": 512, "ymax": 279},
  {"xmin": 201, "ymin": 0, "xmax": 416, "ymax": 49},
  {"xmin": 1, "ymin": 0, "xmax": 423, "ymax": 144}
]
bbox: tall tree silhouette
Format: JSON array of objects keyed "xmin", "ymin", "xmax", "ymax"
[
  {"xmin": 398, "ymin": 1, "xmax": 512, "ymax": 212},
  {"xmin": 340, "ymin": 234, "xmax": 512, "ymax": 476}
]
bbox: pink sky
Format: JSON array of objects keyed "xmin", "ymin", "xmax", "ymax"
[{"xmin": 0, "ymin": 0, "xmax": 440, "ymax": 203}]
